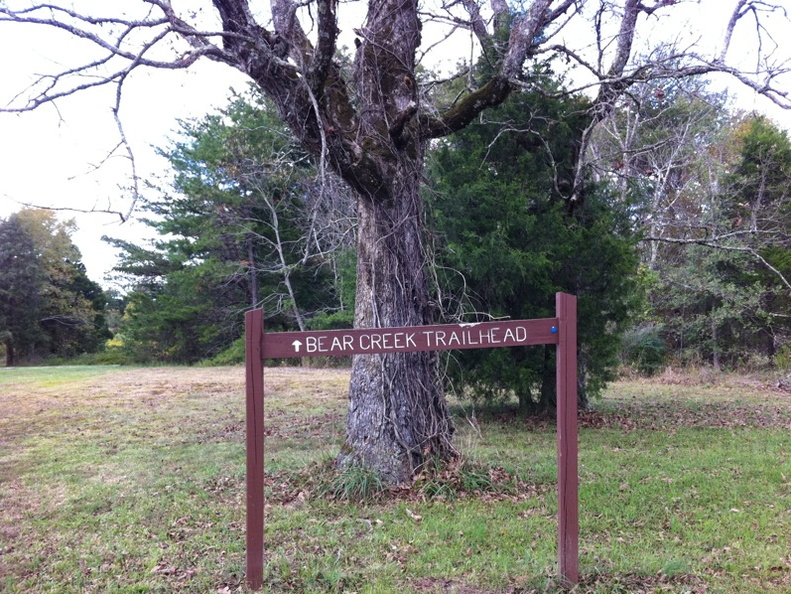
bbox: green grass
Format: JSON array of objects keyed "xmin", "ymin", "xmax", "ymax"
[
  {"xmin": 0, "ymin": 364, "xmax": 119, "ymax": 385},
  {"xmin": 1, "ymin": 366, "xmax": 789, "ymax": 592}
]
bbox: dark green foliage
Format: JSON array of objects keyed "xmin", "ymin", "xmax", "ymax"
[
  {"xmin": 0, "ymin": 211, "xmax": 110, "ymax": 366},
  {"xmin": 40, "ymin": 261, "xmax": 111, "ymax": 357},
  {"xmin": 654, "ymin": 245, "xmax": 775, "ymax": 368},
  {"xmin": 0, "ymin": 215, "xmax": 45, "ymax": 365},
  {"xmin": 111, "ymin": 89, "xmax": 353, "ymax": 364},
  {"xmin": 119, "ymin": 268, "xmax": 233, "ymax": 363},
  {"xmin": 202, "ymin": 337, "xmax": 246, "ymax": 366},
  {"xmin": 429, "ymin": 86, "xmax": 639, "ymax": 410},
  {"xmin": 620, "ymin": 324, "xmax": 666, "ymax": 376}
]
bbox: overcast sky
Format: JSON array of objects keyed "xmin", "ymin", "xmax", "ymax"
[
  {"xmin": 1, "ymin": 1, "xmax": 789, "ymax": 289},
  {"xmin": 0, "ymin": 54, "xmax": 249, "ymax": 288}
]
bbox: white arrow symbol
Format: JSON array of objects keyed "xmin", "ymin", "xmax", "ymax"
[{"xmin": 292, "ymin": 340, "xmax": 303, "ymax": 353}]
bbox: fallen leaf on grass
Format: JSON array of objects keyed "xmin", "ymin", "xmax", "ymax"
[
  {"xmin": 405, "ymin": 508, "xmax": 422, "ymax": 522},
  {"xmin": 152, "ymin": 564, "xmax": 176, "ymax": 575}
]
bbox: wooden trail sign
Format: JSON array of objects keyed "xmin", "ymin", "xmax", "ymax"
[
  {"xmin": 262, "ymin": 318, "xmax": 558, "ymax": 358},
  {"xmin": 244, "ymin": 292, "xmax": 579, "ymax": 590}
]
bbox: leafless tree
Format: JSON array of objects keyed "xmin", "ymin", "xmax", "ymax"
[
  {"xmin": 586, "ymin": 78, "xmax": 730, "ymax": 263},
  {"xmin": 2, "ymin": 0, "xmax": 790, "ymax": 482},
  {"xmin": 228, "ymin": 149, "xmax": 356, "ymax": 330},
  {"xmin": 589, "ymin": 78, "xmax": 791, "ymax": 292}
]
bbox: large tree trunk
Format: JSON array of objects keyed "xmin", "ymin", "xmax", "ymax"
[
  {"xmin": 341, "ymin": 169, "xmax": 455, "ymax": 483},
  {"xmin": 333, "ymin": 0, "xmax": 458, "ymax": 483}
]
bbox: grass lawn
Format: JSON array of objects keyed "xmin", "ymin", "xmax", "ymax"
[{"xmin": 0, "ymin": 365, "xmax": 789, "ymax": 592}]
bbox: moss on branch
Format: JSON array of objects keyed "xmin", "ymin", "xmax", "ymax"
[{"xmin": 422, "ymin": 76, "xmax": 512, "ymax": 139}]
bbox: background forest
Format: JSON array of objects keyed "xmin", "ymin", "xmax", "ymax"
[{"xmin": 3, "ymin": 71, "xmax": 791, "ymax": 410}]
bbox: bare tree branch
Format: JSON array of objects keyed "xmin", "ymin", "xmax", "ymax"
[{"xmin": 647, "ymin": 234, "xmax": 791, "ymax": 291}]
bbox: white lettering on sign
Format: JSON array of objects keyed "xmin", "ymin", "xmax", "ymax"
[
  {"xmin": 289, "ymin": 325, "xmax": 529, "ymax": 356},
  {"xmin": 422, "ymin": 324, "xmax": 527, "ymax": 348},
  {"xmin": 306, "ymin": 336, "xmax": 328, "ymax": 353},
  {"xmin": 307, "ymin": 334, "xmax": 349, "ymax": 353},
  {"xmin": 420, "ymin": 326, "xmax": 526, "ymax": 348},
  {"xmin": 359, "ymin": 331, "xmax": 416, "ymax": 352}
]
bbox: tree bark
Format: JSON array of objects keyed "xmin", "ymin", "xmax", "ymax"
[
  {"xmin": 342, "ymin": 179, "xmax": 455, "ymax": 482},
  {"xmin": 210, "ymin": 0, "xmax": 463, "ymax": 482}
]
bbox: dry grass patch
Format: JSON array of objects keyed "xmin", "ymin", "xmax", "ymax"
[
  {"xmin": 0, "ymin": 364, "xmax": 351, "ymax": 593},
  {"xmin": 595, "ymin": 369, "xmax": 791, "ymax": 431}
]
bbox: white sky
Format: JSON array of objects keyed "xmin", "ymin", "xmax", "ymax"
[{"xmin": 1, "ymin": 1, "xmax": 789, "ymax": 288}]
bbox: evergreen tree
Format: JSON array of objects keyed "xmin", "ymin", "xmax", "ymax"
[
  {"xmin": 0, "ymin": 210, "xmax": 108, "ymax": 365},
  {"xmin": 0, "ymin": 215, "xmax": 45, "ymax": 366},
  {"xmin": 110, "ymin": 91, "xmax": 354, "ymax": 363},
  {"xmin": 429, "ymin": 86, "xmax": 639, "ymax": 410},
  {"xmin": 656, "ymin": 246, "xmax": 770, "ymax": 368}
]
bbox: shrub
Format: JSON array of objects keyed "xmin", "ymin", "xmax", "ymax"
[{"xmin": 621, "ymin": 324, "xmax": 666, "ymax": 376}]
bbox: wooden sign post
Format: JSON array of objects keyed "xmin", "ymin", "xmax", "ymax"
[{"xmin": 244, "ymin": 292, "xmax": 578, "ymax": 590}]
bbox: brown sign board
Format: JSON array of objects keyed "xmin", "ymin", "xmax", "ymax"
[
  {"xmin": 262, "ymin": 318, "xmax": 559, "ymax": 359},
  {"xmin": 244, "ymin": 293, "xmax": 578, "ymax": 590}
]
